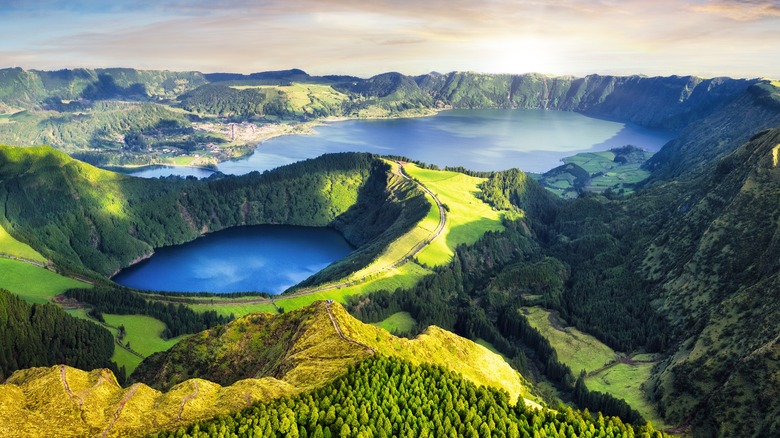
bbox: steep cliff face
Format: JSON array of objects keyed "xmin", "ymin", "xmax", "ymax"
[
  {"xmin": 639, "ymin": 127, "xmax": 780, "ymax": 435},
  {"xmin": 412, "ymin": 71, "xmax": 755, "ymax": 129},
  {"xmin": 644, "ymin": 81, "xmax": 780, "ymax": 180}
]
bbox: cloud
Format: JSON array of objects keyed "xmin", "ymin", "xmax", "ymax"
[
  {"xmin": 1, "ymin": 0, "xmax": 779, "ymax": 78},
  {"xmin": 691, "ymin": 0, "xmax": 780, "ymax": 21}
]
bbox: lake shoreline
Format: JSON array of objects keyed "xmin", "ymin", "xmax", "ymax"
[{"xmin": 111, "ymin": 224, "xmax": 355, "ymax": 295}]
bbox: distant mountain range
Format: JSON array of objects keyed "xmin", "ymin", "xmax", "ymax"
[{"xmin": 1, "ymin": 66, "xmax": 779, "ymax": 437}]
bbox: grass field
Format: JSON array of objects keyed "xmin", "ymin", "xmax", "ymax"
[
  {"xmin": 539, "ymin": 150, "xmax": 655, "ymax": 197},
  {"xmin": 102, "ymin": 314, "xmax": 187, "ymax": 358},
  {"xmin": 522, "ymin": 306, "xmax": 617, "ymax": 374},
  {"xmin": 64, "ymin": 308, "xmax": 184, "ymax": 373},
  {"xmin": 372, "ymin": 311, "xmax": 417, "ymax": 334},
  {"xmin": 521, "ymin": 306, "xmax": 666, "ymax": 427},
  {"xmin": 404, "ymin": 164, "xmax": 504, "ymax": 266},
  {"xmin": 0, "ymin": 258, "xmax": 88, "ymax": 304},
  {"xmin": 586, "ymin": 361, "xmax": 666, "ymax": 427},
  {"xmin": 0, "ymin": 223, "xmax": 46, "ymax": 261}
]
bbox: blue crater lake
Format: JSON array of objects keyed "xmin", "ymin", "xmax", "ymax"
[
  {"xmin": 130, "ymin": 109, "xmax": 674, "ymax": 178},
  {"xmin": 112, "ymin": 225, "xmax": 354, "ymax": 294}
]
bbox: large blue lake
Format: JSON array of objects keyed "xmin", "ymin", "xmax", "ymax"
[
  {"xmin": 112, "ymin": 225, "xmax": 353, "ymax": 294},
  {"xmin": 130, "ymin": 109, "xmax": 674, "ymax": 178},
  {"xmin": 119, "ymin": 109, "xmax": 674, "ymax": 293}
]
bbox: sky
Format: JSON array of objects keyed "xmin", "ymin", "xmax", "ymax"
[{"xmin": 1, "ymin": 0, "xmax": 779, "ymax": 79}]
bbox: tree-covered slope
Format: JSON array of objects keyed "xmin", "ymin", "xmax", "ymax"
[
  {"xmin": 644, "ymin": 80, "xmax": 780, "ymax": 181},
  {"xmin": 130, "ymin": 301, "xmax": 532, "ymax": 405},
  {"xmin": 0, "ymin": 289, "xmax": 114, "ymax": 380},
  {"xmin": 0, "ymin": 146, "xmax": 425, "ymax": 283},
  {"xmin": 0, "ymin": 301, "xmax": 544, "ymax": 437},
  {"xmin": 639, "ymin": 127, "xmax": 780, "ymax": 435},
  {"xmin": 157, "ymin": 355, "xmax": 669, "ymax": 438}
]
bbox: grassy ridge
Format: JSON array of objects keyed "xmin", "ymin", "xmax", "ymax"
[
  {"xmin": 405, "ymin": 164, "xmax": 505, "ymax": 266},
  {"xmin": 0, "ymin": 365, "xmax": 297, "ymax": 438}
]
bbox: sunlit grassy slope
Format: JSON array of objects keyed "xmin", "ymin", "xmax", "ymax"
[
  {"xmin": 404, "ymin": 164, "xmax": 505, "ymax": 266},
  {"xmin": 0, "ymin": 301, "xmax": 537, "ymax": 437},
  {"xmin": 0, "ymin": 366, "xmax": 296, "ymax": 438},
  {"xmin": 0, "ymin": 222, "xmax": 46, "ymax": 262},
  {"xmin": 0, "ymin": 258, "xmax": 86, "ymax": 304},
  {"xmin": 522, "ymin": 306, "xmax": 666, "ymax": 427},
  {"xmin": 371, "ymin": 311, "xmax": 416, "ymax": 334}
]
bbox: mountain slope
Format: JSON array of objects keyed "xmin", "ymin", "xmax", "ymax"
[
  {"xmin": 640, "ymin": 127, "xmax": 780, "ymax": 435},
  {"xmin": 0, "ymin": 365, "xmax": 295, "ymax": 438},
  {"xmin": 0, "ymin": 301, "xmax": 535, "ymax": 437},
  {"xmin": 0, "ymin": 146, "xmax": 424, "ymax": 283},
  {"xmin": 131, "ymin": 301, "xmax": 532, "ymax": 404},
  {"xmin": 644, "ymin": 80, "xmax": 780, "ymax": 181}
]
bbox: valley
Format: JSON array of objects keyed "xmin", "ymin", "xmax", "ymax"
[{"xmin": 1, "ymin": 68, "xmax": 779, "ymax": 437}]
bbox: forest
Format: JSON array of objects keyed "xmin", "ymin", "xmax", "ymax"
[
  {"xmin": 0, "ymin": 289, "xmax": 115, "ymax": 380},
  {"xmin": 64, "ymin": 286, "xmax": 232, "ymax": 339},
  {"xmin": 152, "ymin": 356, "xmax": 667, "ymax": 438}
]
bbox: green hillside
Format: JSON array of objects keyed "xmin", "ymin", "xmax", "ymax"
[
  {"xmin": 0, "ymin": 146, "xmax": 424, "ymax": 282},
  {"xmin": 2, "ymin": 68, "xmax": 780, "ymax": 437},
  {"xmin": 130, "ymin": 301, "xmax": 533, "ymax": 404},
  {"xmin": 0, "ymin": 301, "xmax": 546, "ymax": 437},
  {"xmin": 641, "ymin": 127, "xmax": 780, "ymax": 434},
  {"xmin": 0, "ymin": 289, "xmax": 114, "ymax": 380},
  {"xmin": 161, "ymin": 355, "xmax": 669, "ymax": 438}
]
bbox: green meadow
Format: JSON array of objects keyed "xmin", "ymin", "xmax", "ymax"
[
  {"xmin": 404, "ymin": 164, "xmax": 505, "ymax": 267},
  {"xmin": 372, "ymin": 311, "xmax": 417, "ymax": 334},
  {"xmin": 522, "ymin": 306, "xmax": 665, "ymax": 426},
  {"xmin": 0, "ymin": 258, "xmax": 87, "ymax": 304},
  {"xmin": 0, "ymin": 223, "xmax": 46, "ymax": 262}
]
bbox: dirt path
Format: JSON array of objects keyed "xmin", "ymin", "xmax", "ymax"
[
  {"xmin": 325, "ymin": 301, "xmax": 375, "ymax": 355},
  {"xmin": 101, "ymin": 384, "xmax": 139, "ymax": 438},
  {"xmin": 60, "ymin": 365, "xmax": 84, "ymax": 409},
  {"xmin": 177, "ymin": 381, "xmax": 200, "ymax": 421}
]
